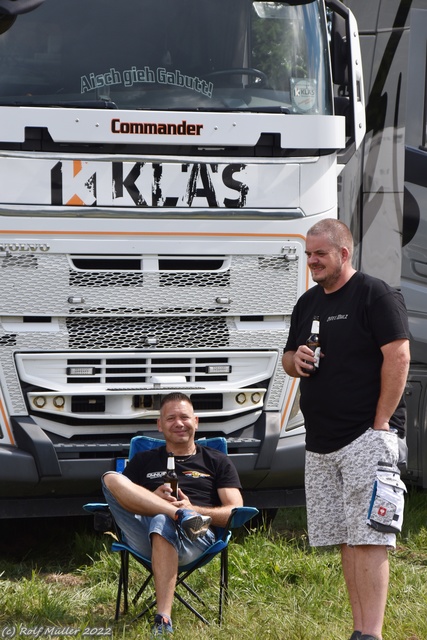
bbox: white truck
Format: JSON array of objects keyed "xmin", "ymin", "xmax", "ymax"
[{"xmin": 0, "ymin": 0, "xmax": 364, "ymax": 517}]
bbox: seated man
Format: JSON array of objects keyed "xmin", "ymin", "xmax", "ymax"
[{"xmin": 102, "ymin": 391, "xmax": 243, "ymax": 637}]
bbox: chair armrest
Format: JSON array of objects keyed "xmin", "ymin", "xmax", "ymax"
[
  {"xmin": 83, "ymin": 502, "xmax": 109, "ymax": 513},
  {"xmin": 227, "ymin": 506, "xmax": 259, "ymax": 530},
  {"xmin": 83, "ymin": 502, "xmax": 113, "ymax": 532}
]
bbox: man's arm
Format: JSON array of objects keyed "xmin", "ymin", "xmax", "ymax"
[
  {"xmin": 282, "ymin": 350, "xmax": 298, "ymax": 377},
  {"xmin": 104, "ymin": 473, "xmax": 242, "ymax": 527},
  {"xmin": 188, "ymin": 487, "xmax": 243, "ymax": 527},
  {"xmin": 103, "ymin": 471, "xmax": 181, "ymax": 518},
  {"xmin": 373, "ymin": 338, "xmax": 410, "ymax": 430}
]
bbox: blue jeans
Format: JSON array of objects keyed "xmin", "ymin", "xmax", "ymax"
[{"xmin": 102, "ymin": 473, "xmax": 216, "ymax": 566}]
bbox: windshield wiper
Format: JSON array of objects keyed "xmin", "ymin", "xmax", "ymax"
[
  {"xmin": 133, "ymin": 105, "xmax": 291, "ymax": 114},
  {"xmin": 48, "ymin": 99, "xmax": 118, "ymax": 109},
  {"xmin": 155, "ymin": 106, "xmax": 290, "ymax": 114}
]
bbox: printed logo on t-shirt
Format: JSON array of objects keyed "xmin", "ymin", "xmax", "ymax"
[
  {"xmin": 147, "ymin": 471, "xmax": 166, "ymax": 479},
  {"xmin": 326, "ymin": 314, "xmax": 348, "ymax": 322},
  {"xmin": 182, "ymin": 471, "xmax": 211, "ymax": 479}
]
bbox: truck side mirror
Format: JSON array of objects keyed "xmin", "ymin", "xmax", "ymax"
[
  {"xmin": 327, "ymin": 0, "xmax": 365, "ymax": 157},
  {"xmin": 330, "ymin": 10, "xmax": 348, "ymax": 87}
]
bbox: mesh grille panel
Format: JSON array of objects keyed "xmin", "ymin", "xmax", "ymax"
[
  {"xmin": 67, "ymin": 316, "xmax": 230, "ymax": 349},
  {"xmin": 1, "ymin": 254, "xmax": 39, "ymax": 269},
  {"xmin": 0, "ymin": 252, "xmax": 299, "ymax": 316},
  {"xmin": 70, "ymin": 271, "xmax": 144, "ymax": 287},
  {"xmin": 0, "ymin": 334, "xmax": 17, "ymax": 346},
  {"xmin": 159, "ymin": 271, "xmax": 230, "ymax": 287}
]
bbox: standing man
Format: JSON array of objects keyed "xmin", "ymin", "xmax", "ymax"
[
  {"xmin": 102, "ymin": 392, "xmax": 243, "ymax": 637},
  {"xmin": 282, "ymin": 219, "xmax": 410, "ymax": 640}
]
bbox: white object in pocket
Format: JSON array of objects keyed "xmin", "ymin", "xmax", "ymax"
[{"xmin": 367, "ymin": 465, "xmax": 407, "ymax": 533}]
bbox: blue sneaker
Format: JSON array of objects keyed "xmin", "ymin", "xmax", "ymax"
[
  {"xmin": 151, "ymin": 614, "xmax": 173, "ymax": 637},
  {"xmin": 175, "ymin": 508, "xmax": 211, "ymax": 541}
]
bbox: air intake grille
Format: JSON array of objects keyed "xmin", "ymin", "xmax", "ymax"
[
  {"xmin": 70, "ymin": 271, "xmax": 144, "ymax": 287},
  {"xmin": 66, "ymin": 316, "xmax": 229, "ymax": 350},
  {"xmin": 0, "ymin": 252, "xmax": 299, "ymax": 316},
  {"xmin": 66, "ymin": 355, "xmax": 231, "ymax": 384}
]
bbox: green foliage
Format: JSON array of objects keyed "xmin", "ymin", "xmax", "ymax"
[{"xmin": 1, "ymin": 490, "xmax": 427, "ymax": 640}]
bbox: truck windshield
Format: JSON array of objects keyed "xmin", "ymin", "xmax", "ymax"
[{"xmin": 0, "ymin": 0, "xmax": 332, "ymax": 114}]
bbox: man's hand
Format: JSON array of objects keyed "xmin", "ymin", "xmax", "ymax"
[
  {"xmin": 155, "ymin": 483, "xmax": 180, "ymax": 502},
  {"xmin": 372, "ymin": 421, "xmax": 390, "ymax": 431},
  {"xmin": 283, "ymin": 346, "xmax": 320, "ymax": 378},
  {"xmin": 169, "ymin": 488, "xmax": 193, "ymax": 509},
  {"xmin": 155, "ymin": 485, "xmax": 193, "ymax": 509}
]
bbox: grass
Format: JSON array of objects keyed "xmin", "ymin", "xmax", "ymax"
[{"xmin": 0, "ymin": 489, "xmax": 426, "ymax": 640}]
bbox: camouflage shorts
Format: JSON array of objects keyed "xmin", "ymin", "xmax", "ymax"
[{"xmin": 305, "ymin": 428, "xmax": 400, "ymax": 548}]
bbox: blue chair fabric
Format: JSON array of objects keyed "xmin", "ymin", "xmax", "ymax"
[{"xmin": 84, "ymin": 435, "xmax": 258, "ymax": 625}]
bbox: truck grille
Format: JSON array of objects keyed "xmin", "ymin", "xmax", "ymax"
[
  {"xmin": 66, "ymin": 316, "xmax": 229, "ymax": 350},
  {"xmin": 17, "ymin": 350, "xmax": 275, "ymax": 390},
  {"xmin": 0, "ymin": 252, "xmax": 299, "ymax": 316},
  {"xmin": 66, "ymin": 355, "xmax": 232, "ymax": 384},
  {"xmin": 16, "ymin": 350, "xmax": 275, "ymax": 425}
]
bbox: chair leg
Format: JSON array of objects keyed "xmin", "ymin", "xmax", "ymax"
[
  {"xmin": 128, "ymin": 565, "xmax": 156, "ymax": 622},
  {"xmin": 174, "ymin": 591, "xmax": 210, "ymax": 625},
  {"xmin": 179, "ymin": 579, "xmax": 206, "ymax": 606},
  {"xmin": 218, "ymin": 546, "xmax": 229, "ymax": 625},
  {"xmin": 115, "ymin": 550, "xmax": 129, "ymax": 620},
  {"xmin": 130, "ymin": 597, "xmax": 157, "ymax": 623},
  {"xmin": 121, "ymin": 547, "xmax": 228, "ymax": 627},
  {"xmin": 132, "ymin": 573, "xmax": 154, "ymax": 606}
]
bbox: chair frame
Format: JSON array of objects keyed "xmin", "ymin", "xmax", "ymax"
[
  {"xmin": 112, "ymin": 512, "xmax": 236, "ymax": 625},
  {"xmin": 85, "ymin": 436, "xmax": 258, "ymax": 626}
]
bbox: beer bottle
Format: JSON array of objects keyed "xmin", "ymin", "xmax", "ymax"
[
  {"xmin": 165, "ymin": 453, "xmax": 179, "ymax": 498},
  {"xmin": 306, "ymin": 316, "xmax": 321, "ymax": 373}
]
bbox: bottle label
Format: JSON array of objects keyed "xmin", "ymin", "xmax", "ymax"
[{"xmin": 313, "ymin": 346, "xmax": 321, "ymax": 368}]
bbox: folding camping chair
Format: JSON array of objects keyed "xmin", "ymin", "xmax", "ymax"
[{"xmin": 85, "ymin": 435, "xmax": 258, "ymax": 626}]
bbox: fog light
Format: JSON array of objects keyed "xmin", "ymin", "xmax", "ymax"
[
  {"xmin": 236, "ymin": 393, "xmax": 246, "ymax": 405},
  {"xmin": 53, "ymin": 396, "xmax": 65, "ymax": 408},
  {"xmin": 206, "ymin": 365, "xmax": 232, "ymax": 374},
  {"xmin": 251, "ymin": 392, "xmax": 262, "ymax": 404},
  {"xmin": 67, "ymin": 366, "xmax": 96, "ymax": 376},
  {"xmin": 33, "ymin": 396, "xmax": 46, "ymax": 408}
]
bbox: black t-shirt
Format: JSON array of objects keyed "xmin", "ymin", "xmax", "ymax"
[
  {"xmin": 123, "ymin": 444, "xmax": 242, "ymax": 508},
  {"xmin": 284, "ymin": 271, "xmax": 410, "ymax": 453}
]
